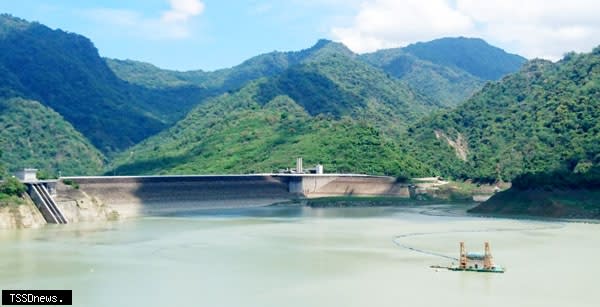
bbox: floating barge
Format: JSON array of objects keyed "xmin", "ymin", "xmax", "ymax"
[{"xmin": 431, "ymin": 242, "xmax": 505, "ymax": 273}]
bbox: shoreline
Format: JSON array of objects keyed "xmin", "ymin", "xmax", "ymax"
[
  {"xmin": 469, "ymin": 188, "xmax": 600, "ymax": 221},
  {"xmin": 3, "ymin": 197, "xmax": 598, "ymax": 231},
  {"xmin": 465, "ymin": 210, "xmax": 600, "ymax": 224},
  {"xmin": 4, "ymin": 175, "xmax": 597, "ymax": 229}
]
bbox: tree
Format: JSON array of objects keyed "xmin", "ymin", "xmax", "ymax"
[{"xmin": 0, "ymin": 177, "xmax": 27, "ymax": 196}]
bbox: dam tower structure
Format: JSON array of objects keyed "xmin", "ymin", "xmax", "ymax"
[
  {"xmin": 443, "ymin": 241, "xmax": 503, "ymax": 273},
  {"xmin": 296, "ymin": 157, "xmax": 303, "ymax": 174},
  {"xmin": 484, "ymin": 241, "xmax": 494, "ymax": 269},
  {"xmin": 459, "ymin": 241, "xmax": 467, "ymax": 269}
]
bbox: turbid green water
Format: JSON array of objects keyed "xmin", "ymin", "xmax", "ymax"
[{"xmin": 1, "ymin": 205, "xmax": 598, "ymax": 307}]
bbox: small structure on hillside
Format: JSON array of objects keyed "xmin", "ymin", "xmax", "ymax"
[
  {"xmin": 15, "ymin": 168, "xmax": 38, "ymax": 182},
  {"xmin": 304, "ymin": 164, "xmax": 324, "ymax": 174}
]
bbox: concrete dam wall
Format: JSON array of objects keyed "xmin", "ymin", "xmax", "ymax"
[
  {"xmin": 295, "ymin": 176, "xmax": 410, "ymax": 198},
  {"xmin": 57, "ymin": 175, "xmax": 292, "ymax": 218},
  {"xmin": 53, "ymin": 174, "xmax": 411, "ymax": 219}
]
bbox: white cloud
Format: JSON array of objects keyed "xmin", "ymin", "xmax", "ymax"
[
  {"xmin": 332, "ymin": 0, "xmax": 473, "ymax": 52},
  {"xmin": 86, "ymin": 0, "xmax": 205, "ymax": 40},
  {"xmin": 332, "ymin": 0, "xmax": 600, "ymax": 59},
  {"xmin": 161, "ymin": 0, "xmax": 205, "ymax": 23}
]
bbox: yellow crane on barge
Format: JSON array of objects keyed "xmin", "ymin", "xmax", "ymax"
[{"xmin": 431, "ymin": 241, "xmax": 505, "ymax": 273}]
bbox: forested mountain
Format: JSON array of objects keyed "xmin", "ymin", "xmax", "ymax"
[
  {"xmin": 361, "ymin": 38, "xmax": 526, "ymax": 106},
  {"xmin": 109, "ymin": 48, "xmax": 439, "ymax": 175},
  {"xmin": 1, "ymin": 14, "xmax": 536, "ymax": 177},
  {"xmin": 402, "ymin": 37, "xmax": 526, "ymax": 80},
  {"xmin": 255, "ymin": 48, "xmax": 436, "ymax": 131},
  {"xmin": 108, "ymin": 40, "xmax": 451, "ymax": 176},
  {"xmin": 0, "ymin": 97, "xmax": 105, "ymax": 175},
  {"xmin": 0, "ymin": 14, "xmax": 207, "ymax": 154},
  {"xmin": 409, "ymin": 48, "xmax": 600, "ymax": 181},
  {"xmin": 110, "ymin": 37, "xmax": 524, "ymax": 109},
  {"xmin": 109, "ymin": 49, "xmax": 438, "ymax": 175},
  {"xmin": 360, "ymin": 49, "xmax": 485, "ymax": 106}
]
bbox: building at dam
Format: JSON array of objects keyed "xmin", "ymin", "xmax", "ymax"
[
  {"xmin": 15, "ymin": 168, "xmax": 39, "ymax": 182},
  {"xmin": 278, "ymin": 157, "xmax": 324, "ymax": 174}
]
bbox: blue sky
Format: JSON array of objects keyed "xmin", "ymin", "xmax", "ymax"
[
  {"xmin": 3, "ymin": 0, "xmax": 600, "ymax": 71},
  {"xmin": 2, "ymin": 0, "xmax": 359, "ymax": 70}
]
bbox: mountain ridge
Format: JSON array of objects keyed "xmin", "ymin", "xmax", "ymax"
[
  {"xmin": 109, "ymin": 37, "xmax": 523, "ymax": 109},
  {"xmin": 0, "ymin": 13, "xmax": 536, "ymax": 178}
]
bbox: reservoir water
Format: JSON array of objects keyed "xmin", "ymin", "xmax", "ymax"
[{"xmin": 1, "ymin": 205, "xmax": 598, "ymax": 307}]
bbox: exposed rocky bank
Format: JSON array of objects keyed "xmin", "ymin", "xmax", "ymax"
[{"xmin": 0, "ymin": 198, "xmax": 46, "ymax": 229}]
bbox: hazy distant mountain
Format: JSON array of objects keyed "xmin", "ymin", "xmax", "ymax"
[
  {"xmin": 361, "ymin": 37, "xmax": 526, "ymax": 107},
  {"xmin": 361, "ymin": 48, "xmax": 484, "ymax": 107},
  {"xmin": 402, "ymin": 37, "xmax": 526, "ymax": 80},
  {"xmin": 106, "ymin": 39, "xmax": 356, "ymax": 91}
]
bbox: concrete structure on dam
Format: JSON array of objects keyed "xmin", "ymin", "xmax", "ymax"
[
  {"xmin": 51, "ymin": 174, "xmax": 411, "ymax": 220},
  {"xmin": 287, "ymin": 174, "xmax": 409, "ymax": 197}
]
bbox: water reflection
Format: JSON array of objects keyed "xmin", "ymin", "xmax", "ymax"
[{"xmin": 157, "ymin": 204, "xmax": 427, "ymax": 219}]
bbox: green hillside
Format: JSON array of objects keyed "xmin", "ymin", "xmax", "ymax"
[
  {"xmin": 409, "ymin": 47, "xmax": 600, "ymax": 181},
  {"xmin": 0, "ymin": 14, "xmax": 207, "ymax": 154},
  {"xmin": 0, "ymin": 97, "xmax": 105, "ymax": 175},
  {"xmin": 110, "ymin": 42, "xmax": 438, "ymax": 176},
  {"xmin": 256, "ymin": 52, "xmax": 435, "ymax": 130},
  {"xmin": 110, "ymin": 77, "xmax": 434, "ymax": 177},
  {"xmin": 469, "ymin": 165, "xmax": 600, "ymax": 218}
]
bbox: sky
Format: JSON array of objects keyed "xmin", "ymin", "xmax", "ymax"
[{"xmin": 3, "ymin": 0, "xmax": 600, "ymax": 71}]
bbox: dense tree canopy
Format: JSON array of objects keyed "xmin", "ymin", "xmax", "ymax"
[
  {"xmin": 0, "ymin": 97, "xmax": 105, "ymax": 175},
  {"xmin": 409, "ymin": 49, "xmax": 600, "ymax": 182},
  {"xmin": 109, "ymin": 58, "xmax": 436, "ymax": 177}
]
